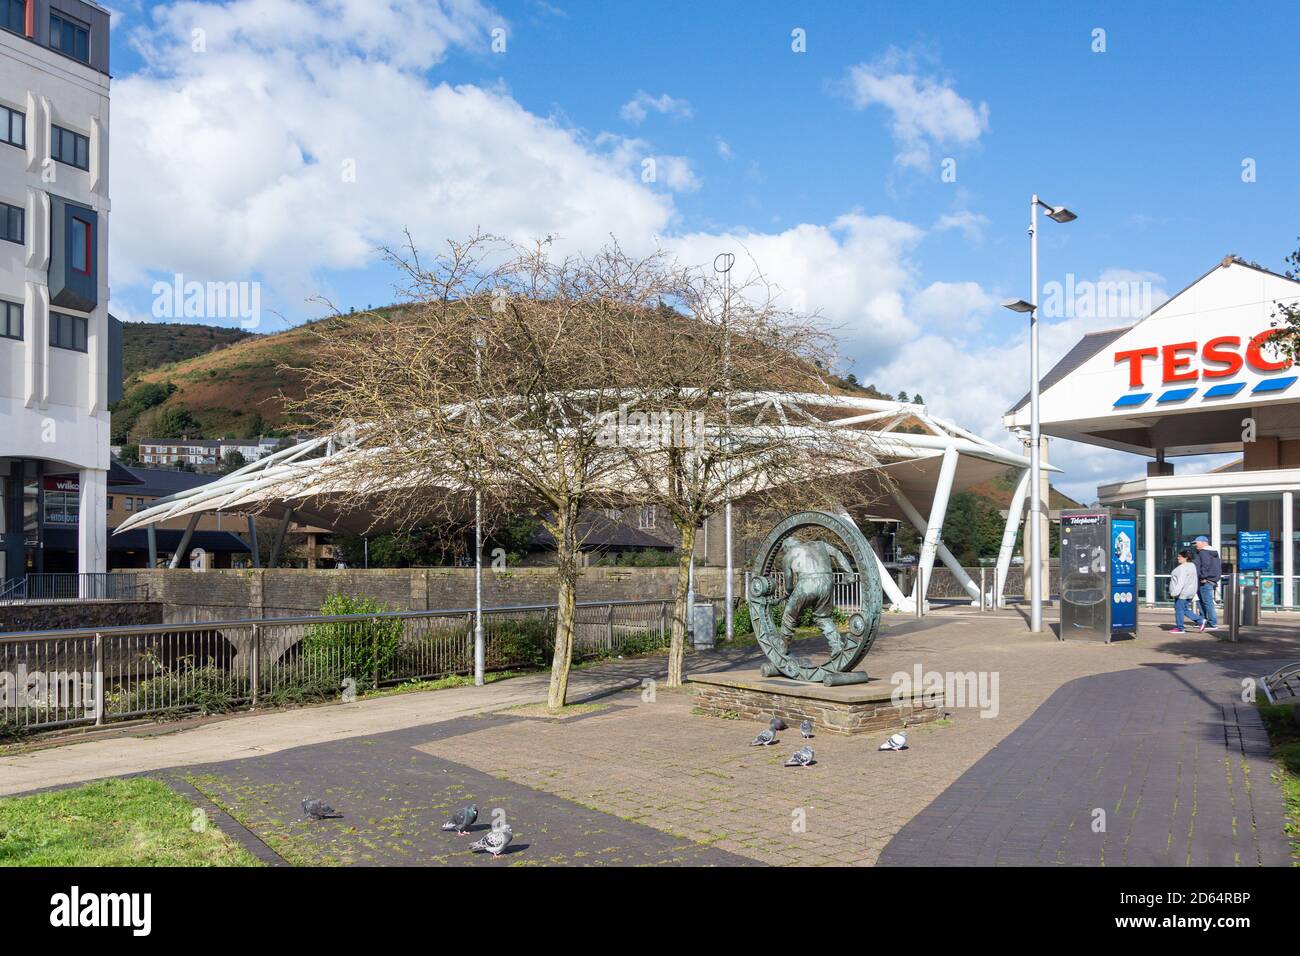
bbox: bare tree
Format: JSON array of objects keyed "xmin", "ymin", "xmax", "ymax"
[
  {"xmin": 289, "ymin": 235, "xmax": 684, "ymax": 709},
  {"xmin": 607, "ymin": 256, "xmax": 886, "ymax": 685},
  {"xmin": 1269, "ymin": 239, "xmax": 1300, "ymax": 363},
  {"xmin": 288, "ymin": 235, "xmax": 884, "ymax": 702}
]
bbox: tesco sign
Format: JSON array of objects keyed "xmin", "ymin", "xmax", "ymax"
[{"xmin": 1115, "ymin": 329, "xmax": 1291, "ymax": 387}]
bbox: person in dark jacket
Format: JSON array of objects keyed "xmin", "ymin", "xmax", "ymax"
[{"xmin": 1192, "ymin": 536, "xmax": 1221, "ymax": 629}]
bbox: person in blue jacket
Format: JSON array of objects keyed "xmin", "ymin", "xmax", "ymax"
[{"xmin": 1192, "ymin": 535, "xmax": 1221, "ymax": 630}]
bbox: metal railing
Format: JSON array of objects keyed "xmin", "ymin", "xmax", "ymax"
[
  {"xmin": 0, "ymin": 596, "xmax": 720, "ymax": 735},
  {"xmin": 0, "ymin": 573, "xmax": 148, "ymax": 606},
  {"xmin": 744, "ymin": 571, "xmax": 862, "ymax": 611}
]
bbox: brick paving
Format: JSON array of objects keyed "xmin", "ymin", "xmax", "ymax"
[
  {"xmin": 175, "ymin": 713, "xmax": 753, "ymax": 866},
  {"xmin": 7, "ymin": 607, "xmax": 1297, "ymax": 866},
  {"xmin": 877, "ymin": 662, "xmax": 1292, "ymax": 866},
  {"xmin": 418, "ymin": 612, "xmax": 1300, "ymax": 866}
]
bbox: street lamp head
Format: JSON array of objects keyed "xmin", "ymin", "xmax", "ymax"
[
  {"xmin": 1002, "ymin": 298, "xmax": 1036, "ymax": 314},
  {"xmin": 1046, "ymin": 205, "xmax": 1076, "ymax": 224}
]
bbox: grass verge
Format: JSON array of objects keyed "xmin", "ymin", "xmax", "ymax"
[
  {"xmin": 1256, "ymin": 700, "xmax": 1300, "ymax": 864},
  {"xmin": 0, "ymin": 777, "xmax": 262, "ymax": 867}
]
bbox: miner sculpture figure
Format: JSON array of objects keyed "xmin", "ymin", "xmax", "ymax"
[
  {"xmin": 776, "ymin": 534, "xmax": 856, "ymax": 657},
  {"xmin": 746, "ymin": 511, "xmax": 883, "ymax": 686}
]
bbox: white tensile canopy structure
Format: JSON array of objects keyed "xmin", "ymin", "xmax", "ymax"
[{"xmin": 116, "ymin": 393, "xmax": 1054, "ymax": 610}]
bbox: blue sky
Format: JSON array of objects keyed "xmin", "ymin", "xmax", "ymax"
[{"xmin": 102, "ymin": 0, "xmax": 1300, "ymax": 499}]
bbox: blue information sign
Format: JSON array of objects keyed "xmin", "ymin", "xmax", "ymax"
[
  {"xmin": 1110, "ymin": 517, "xmax": 1137, "ymax": 631},
  {"xmin": 1237, "ymin": 530, "xmax": 1271, "ymax": 572}
]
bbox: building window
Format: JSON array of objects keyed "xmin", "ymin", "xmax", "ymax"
[
  {"xmin": 70, "ymin": 215, "xmax": 90, "ymax": 272},
  {"xmin": 43, "ymin": 490, "xmax": 79, "ymax": 526},
  {"xmin": 2, "ymin": 1, "xmax": 24, "ymax": 37},
  {"xmin": 638, "ymin": 504, "xmax": 657, "ymax": 530},
  {"xmin": 1, "ymin": 300, "xmax": 21, "ymax": 341},
  {"xmin": 50, "ymin": 124, "xmax": 88, "ymax": 169},
  {"xmin": 50, "ymin": 311, "xmax": 87, "ymax": 352},
  {"xmin": 0, "ymin": 104, "xmax": 23, "ymax": 148},
  {"xmin": 106, "ymin": 495, "xmax": 114, "ymax": 510},
  {"xmin": 1, "ymin": 200, "xmax": 24, "ymax": 244},
  {"xmin": 124, "ymin": 496, "xmax": 133, "ymax": 512},
  {"xmin": 49, "ymin": 11, "xmax": 89, "ymax": 63},
  {"xmin": 136, "ymin": 497, "xmax": 145, "ymax": 511}
]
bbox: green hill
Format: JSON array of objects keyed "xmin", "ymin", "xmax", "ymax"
[{"xmin": 121, "ymin": 321, "xmax": 256, "ymax": 379}]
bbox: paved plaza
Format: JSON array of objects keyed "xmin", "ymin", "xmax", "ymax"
[{"xmin": 3, "ymin": 609, "xmax": 1296, "ymax": 866}]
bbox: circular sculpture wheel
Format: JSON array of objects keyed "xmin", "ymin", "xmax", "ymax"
[{"xmin": 746, "ymin": 511, "xmax": 883, "ymax": 683}]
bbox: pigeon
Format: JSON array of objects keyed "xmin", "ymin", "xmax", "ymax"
[
  {"xmin": 800, "ymin": 719, "xmax": 814, "ymax": 739},
  {"xmin": 879, "ymin": 731, "xmax": 909, "ymax": 751},
  {"xmin": 441, "ymin": 803, "xmax": 478, "ymax": 835},
  {"xmin": 751, "ymin": 728, "xmax": 777, "ymax": 746},
  {"xmin": 469, "ymin": 824, "xmax": 513, "ymax": 858},
  {"xmin": 769, "ymin": 716, "xmax": 787, "ymax": 733},
  {"xmin": 784, "ymin": 746, "xmax": 815, "ymax": 768},
  {"xmin": 302, "ymin": 797, "xmax": 340, "ymax": 819}
]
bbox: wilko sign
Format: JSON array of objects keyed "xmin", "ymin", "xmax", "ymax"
[
  {"xmin": 42, "ymin": 475, "xmax": 80, "ymax": 493},
  {"xmin": 1112, "ymin": 329, "xmax": 1296, "ymax": 408}
]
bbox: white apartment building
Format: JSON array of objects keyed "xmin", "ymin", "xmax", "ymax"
[
  {"xmin": 137, "ymin": 437, "xmax": 285, "ymax": 471},
  {"xmin": 0, "ymin": 0, "xmax": 116, "ymax": 585}
]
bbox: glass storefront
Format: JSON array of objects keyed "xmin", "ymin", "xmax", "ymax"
[
  {"xmin": 1219, "ymin": 493, "xmax": 1284, "ymax": 606},
  {"xmin": 1114, "ymin": 490, "xmax": 1295, "ymax": 608}
]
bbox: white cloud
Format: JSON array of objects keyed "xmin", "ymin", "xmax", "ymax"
[
  {"xmin": 909, "ymin": 281, "xmax": 995, "ymax": 332},
  {"xmin": 111, "ymin": 0, "xmax": 675, "ymax": 307},
  {"xmin": 670, "ymin": 214, "xmax": 925, "ymax": 359},
  {"xmin": 867, "ymin": 269, "xmax": 1173, "ymax": 502},
  {"xmin": 932, "ymin": 210, "xmax": 990, "ymax": 244},
  {"xmin": 844, "ymin": 47, "xmax": 989, "ymax": 170},
  {"xmin": 657, "ymin": 155, "xmax": 701, "ymax": 192},
  {"xmin": 715, "ymin": 137, "xmax": 733, "ymax": 160},
  {"xmin": 619, "ymin": 90, "xmax": 693, "ymax": 125}
]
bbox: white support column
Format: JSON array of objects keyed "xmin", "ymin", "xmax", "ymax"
[
  {"xmin": 994, "ymin": 469, "xmax": 1031, "ymax": 608},
  {"xmin": 911, "ymin": 445, "xmax": 960, "ymax": 609},
  {"xmin": 269, "ymin": 508, "xmax": 294, "ymax": 569},
  {"xmin": 169, "ymin": 514, "xmax": 199, "ymax": 569},
  {"xmin": 1283, "ymin": 491, "xmax": 1294, "ymax": 610},
  {"xmin": 1210, "ymin": 494, "xmax": 1222, "ymax": 553},
  {"xmin": 891, "ymin": 480, "xmax": 981, "ymax": 603},
  {"xmin": 77, "ymin": 468, "xmax": 107, "ymax": 594},
  {"xmin": 836, "ymin": 505, "xmax": 911, "ymax": 611},
  {"xmin": 1144, "ymin": 496, "xmax": 1156, "ymax": 607}
]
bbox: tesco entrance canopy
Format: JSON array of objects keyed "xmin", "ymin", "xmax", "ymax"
[{"xmin": 1004, "ymin": 256, "xmax": 1300, "ymax": 457}]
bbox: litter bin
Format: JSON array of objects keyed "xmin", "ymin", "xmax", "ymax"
[{"xmin": 1241, "ymin": 585, "xmax": 1260, "ymax": 626}]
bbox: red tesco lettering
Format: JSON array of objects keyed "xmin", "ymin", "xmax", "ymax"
[{"xmin": 1115, "ymin": 330, "xmax": 1291, "ymax": 387}]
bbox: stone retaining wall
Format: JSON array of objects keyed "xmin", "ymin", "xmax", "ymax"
[
  {"xmin": 125, "ymin": 567, "xmax": 741, "ymax": 624},
  {"xmin": 0, "ymin": 601, "xmax": 164, "ymax": 635},
  {"xmin": 691, "ymin": 680, "xmax": 942, "ymax": 735}
]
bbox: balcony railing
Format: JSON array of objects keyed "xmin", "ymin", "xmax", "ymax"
[{"xmin": 0, "ymin": 573, "xmax": 147, "ymax": 606}]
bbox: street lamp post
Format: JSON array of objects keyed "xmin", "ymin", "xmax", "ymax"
[
  {"xmin": 714, "ymin": 252, "xmax": 735, "ymax": 645},
  {"xmin": 1003, "ymin": 195, "xmax": 1075, "ymax": 634},
  {"xmin": 473, "ymin": 317, "xmax": 486, "ymax": 686}
]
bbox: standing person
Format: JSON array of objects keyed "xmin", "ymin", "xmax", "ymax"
[
  {"xmin": 1168, "ymin": 550, "xmax": 1205, "ymax": 633},
  {"xmin": 1192, "ymin": 535, "xmax": 1221, "ymax": 630}
]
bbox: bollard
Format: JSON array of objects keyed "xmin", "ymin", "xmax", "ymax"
[{"xmin": 979, "ymin": 567, "xmax": 987, "ymax": 612}]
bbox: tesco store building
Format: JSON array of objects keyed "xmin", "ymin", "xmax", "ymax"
[{"xmin": 1006, "ymin": 256, "xmax": 1300, "ymax": 609}]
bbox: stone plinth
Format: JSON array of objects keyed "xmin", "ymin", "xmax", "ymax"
[{"xmin": 688, "ymin": 668, "xmax": 941, "ymax": 735}]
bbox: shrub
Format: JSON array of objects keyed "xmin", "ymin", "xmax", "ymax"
[
  {"xmin": 302, "ymin": 594, "xmax": 404, "ymax": 689},
  {"xmin": 488, "ymin": 619, "xmax": 551, "ymax": 669},
  {"xmin": 113, "ymin": 658, "xmax": 246, "ymax": 717}
]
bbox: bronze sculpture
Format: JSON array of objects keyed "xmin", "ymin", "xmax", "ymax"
[{"xmin": 746, "ymin": 511, "xmax": 882, "ymax": 685}]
